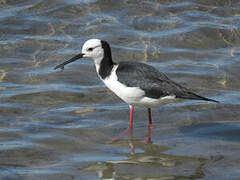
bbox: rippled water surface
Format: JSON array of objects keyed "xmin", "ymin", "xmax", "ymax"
[{"xmin": 1, "ymin": 0, "xmax": 240, "ymax": 179}]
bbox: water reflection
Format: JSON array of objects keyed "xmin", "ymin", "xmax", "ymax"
[
  {"xmin": 110, "ymin": 125, "xmax": 153, "ymax": 153},
  {"xmin": 83, "ymin": 129, "xmax": 206, "ymax": 179}
]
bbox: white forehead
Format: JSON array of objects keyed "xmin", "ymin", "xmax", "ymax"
[{"xmin": 82, "ymin": 39, "xmax": 102, "ymax": 50}]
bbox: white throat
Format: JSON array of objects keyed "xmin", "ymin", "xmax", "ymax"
[{"xmin": 93, "ymin": 57, "xmax": 103, "ymax": 75}]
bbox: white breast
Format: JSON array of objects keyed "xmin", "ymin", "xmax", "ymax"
[
  {"xmin": 97, "ymin": 65, "xmax": 177, "ymax": 107},
  {"xmin": 100, "ymin": 65, "xmax": 145, "ymax": 105}
]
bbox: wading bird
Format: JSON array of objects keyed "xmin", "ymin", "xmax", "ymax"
[{"xmin": 54, "ymin": 39, "xmax": 218, "ymax": 139}]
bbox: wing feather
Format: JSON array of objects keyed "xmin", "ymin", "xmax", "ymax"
[{"xmin": 116, "ymin": 61, "xmax": 218, "ymax": 103}]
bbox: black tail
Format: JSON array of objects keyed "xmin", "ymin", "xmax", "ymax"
[{"xmin": 177, "ymin": 91, "xmax": 219, "ymax": 103}]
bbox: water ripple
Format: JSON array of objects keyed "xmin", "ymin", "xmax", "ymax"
[{"xmin": 1, "ymin": 0, "xmax": 240, "ymax": 179}]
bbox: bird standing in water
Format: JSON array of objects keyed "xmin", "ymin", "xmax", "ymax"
[{"xmin": 54, "ymin": 39, "xmax": 218, "ymax": 133}]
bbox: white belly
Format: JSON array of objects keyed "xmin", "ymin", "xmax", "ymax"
[
  {"xmin": 102, "ymin": 69, "xmax": 145, "ymax": 105},
  {"xmin": 100, "ymin": 65, "xmax": 176, "ymax": 108}
]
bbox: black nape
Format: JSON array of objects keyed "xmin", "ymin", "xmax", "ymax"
[{"xmin": 98, "ymin": 40, "xmax": 116, "ymax": 79}]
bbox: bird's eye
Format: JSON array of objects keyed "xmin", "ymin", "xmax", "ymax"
[{"xmin": 88, "ymin": 48, "xmax": 93, "ymax": 51}]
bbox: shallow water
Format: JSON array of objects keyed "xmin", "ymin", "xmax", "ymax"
[{"xmin": 1, "ymin": 0, "xmax": 240, "ymax": 179}]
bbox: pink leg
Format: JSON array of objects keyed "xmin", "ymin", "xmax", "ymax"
[
  {"xmin": 129, "ymin": 105, "xmax": 134, "ymax": 129},
  {"xmin": 141, "ymin": 125, "xmax": 152, "ymax": 144},
  {"xmin": 110, "ymin": 128, "xmax": 130, "ymax": 142},
  {"xmin": 147, "ymin": 108, "xmax": 152, "ymax": 127},
  {"xmin": 110, "ymin": 105, "xmax": 134, "ymax": 142},
  {"xmin": 142, "ymin": 108, "xmax": 153, "ymax": 144}
]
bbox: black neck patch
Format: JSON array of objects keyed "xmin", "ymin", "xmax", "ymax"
[{"xmin": 98, "ymin": 40, "xmax": 115, "ymax": 79}]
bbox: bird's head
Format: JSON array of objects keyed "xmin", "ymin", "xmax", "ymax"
[
  {"xmin": 81, "ymin": 39, "xmax": 103, "ymax": 60},
  {"xmin": 54, "ymin": 39, "xmax": 111, "ymax": 70}
]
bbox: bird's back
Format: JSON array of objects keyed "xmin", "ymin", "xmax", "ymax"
[{"xmin": 116, "ymin": 61, "xmax": 218, "ymax": 103}]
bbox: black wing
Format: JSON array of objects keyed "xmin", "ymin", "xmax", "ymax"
[{"xmin": 116, "ymin": 61, "xmax": 218, "ymax": 103}]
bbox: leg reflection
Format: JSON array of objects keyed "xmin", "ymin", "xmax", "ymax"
[
  {"xmin": 111, "ymin": 106, "xmax": 134, "ymax": 142},
  {"xmin": 110, "ymin": 127, "xmax": 131, "ymax": 142},
  {"xmin": 110, "ymin": 124, "xmax": 152, "ymax": 154}
]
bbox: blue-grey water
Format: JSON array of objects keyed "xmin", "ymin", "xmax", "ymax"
[{"xmin": 1, "ymin": 0, "xmax": 240, "ymax": 179}]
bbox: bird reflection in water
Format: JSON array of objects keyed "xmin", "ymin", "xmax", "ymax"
[{"xmin": 110, "ymin": 123, "xmax": 153, "ymax": 154}]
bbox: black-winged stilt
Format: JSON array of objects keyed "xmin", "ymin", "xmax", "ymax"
[{"xmin": 54, "ymin": 39, "xmax": 218, "ymax": 132}]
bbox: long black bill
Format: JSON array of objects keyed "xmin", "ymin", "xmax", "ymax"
[{"xmin": 54, "ymin": 53, "xmax": 84, "ymax": 70}]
